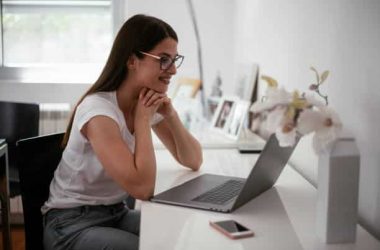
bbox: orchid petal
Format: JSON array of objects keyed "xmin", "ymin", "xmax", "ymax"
[
  {"xmin": 250, "ymin": 87, "xmax": 292, "ymax": 113},
  {"xmin": 275, "ymin": 127, "xmax": 297, "ymax": 147},
  {"xmin": 266, "ymin": 87, "xmax": 292, "ymax": 105},
  {"xmin": 250, "ymin": 117, "xmax": 261, "ymax": 132},
  {"xmin": 303, "ymin": 93, "xmax": 325, "ymax": 108},
  {"xmin": 266, "ymin": 107, "xmax": 286, "ymax": 133},
  {"xmin": 297, "ymin": 109, "xmax": 324, "ymax": 134}
]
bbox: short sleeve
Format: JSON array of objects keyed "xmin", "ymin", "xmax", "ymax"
[{"xmin": 75, "ymin": 95, "xmax": 122, "ymax": 132}]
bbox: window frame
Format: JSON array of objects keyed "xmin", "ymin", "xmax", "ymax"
[{"xmin": 0, "ymin": 0, "xmax": 126, "ymax": 84}]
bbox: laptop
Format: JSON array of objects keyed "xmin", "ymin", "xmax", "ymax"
[{"xmin": 151, "ymin": 134, "xmax": 299, "ymax": 213}]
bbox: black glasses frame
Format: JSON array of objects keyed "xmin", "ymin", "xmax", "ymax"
[{"xmin": 139, "ymin": 51, "xmax": 184, "ymax": 70}]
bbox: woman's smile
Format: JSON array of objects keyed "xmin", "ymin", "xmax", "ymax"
[{"xmin": 159, "ymin": 76, "xmax": 171, "ymax": 85}]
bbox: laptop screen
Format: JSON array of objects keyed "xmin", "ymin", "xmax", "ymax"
[{"xmin": 232, "ymin": 134, "xmax": 299, "ymax": 210}]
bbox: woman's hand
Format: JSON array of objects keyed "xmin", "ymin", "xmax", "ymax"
[
  {"xmin": 137, "ymin": 88, "xmax": 177, "ymax": 119},
  {"xmin": 136, "ymin": 88, "xmax": 167, "ymax": 120},
  {"xmin": 156, "ymin": 96, "xmax": 176, "ymax": 119}
]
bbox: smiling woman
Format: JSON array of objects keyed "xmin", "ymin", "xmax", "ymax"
[
  {"xmin": 41, "ymin": 14, "xmax": 202, "ymax": 250},
  {"xmin": 0, "ymin": 0, "xmax": 123, "ymax": 83}
]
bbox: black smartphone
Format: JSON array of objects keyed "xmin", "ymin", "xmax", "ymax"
[{"xmin": 209, "ymin": 220, "xmax": 254, "ymax": 239}]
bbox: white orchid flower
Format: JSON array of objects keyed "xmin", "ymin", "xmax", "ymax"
[
  {"xmin": 297, "ymin": 109, "xmax": 325, "ymax": 135},
  {"xmin": 266, "ymin": 106, "xmax": 287, "ymax": 133},
  {"xmin": 303, "ymin": 93, "xmax": 325, "ymax": 108},
  {"xmin": 266, "ymin": 87, "xmax": 293, "ymax": 104},
  {"xmin": 312, "ymin": 107, "xmax": 343, "ymax": 153},
  {"xmin": 275, "ymin": 125, "xmax": 297, "ymax": 147},
  {"xmin": 250, "ymin": 114, "xmax": 262, "ymax": 132},
  {"xmin": 248, "ymin": 72, "xmax": 342, "ymax": 152},
  {"xmin": 297, "ymin": 106, "xmax": 343, "ymax": 153},
  {"xmin": 250, "ymin": 87, "xmax": 292, "ymax": 113}
]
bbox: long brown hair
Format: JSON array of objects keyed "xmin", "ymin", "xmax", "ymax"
[{"xmin": 62, "ymin": 14, "xmax": 178, "ymax": 147}]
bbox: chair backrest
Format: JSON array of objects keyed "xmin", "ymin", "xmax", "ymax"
[
  {"xmin": 0, "ymin": 101, "xmax": 40, "ymax": 196},
  {"xmin": 16, "ymin": 133, "xmax": 64, "ymax": 250}
]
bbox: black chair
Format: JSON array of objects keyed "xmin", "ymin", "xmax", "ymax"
[
  {"xmin": 16, "ymin": 133, "xmax": 64, "ymax": 250},
  {"xmin": 0, "ymin": 101, "xmax": 40, "ymax": 197},
  {"xmin": 16, "ymin": 132, "xmax": 136, "ymax": 250}
]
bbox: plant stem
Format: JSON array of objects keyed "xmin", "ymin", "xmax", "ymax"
[{"xmin": 315, "ymin": 88, "xmax": 329, "ymax": 105}]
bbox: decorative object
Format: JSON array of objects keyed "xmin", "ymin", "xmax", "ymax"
[
  {"xmin": 210, "ymin": 71, "xmax": 223, "ymax": 98},
  {"xmin": 250, "ymin": 68, "xmax": 360, "ymax": 243},
  {"xmin": 171, "ymin": 77, "xmax": 202, "ymax": 131},
  {"xmin": 211, "ymin": 96, "xmax": 250, "ymax": 140},
  {"xmin": 234, "ymin": 63, "xmax": 259, "ymax": 103},
  {"xmin": 172, "ymin": 77, "xmax": 201, "ymax": 99},
  {"xmin": 234, "ymin": 63, "xmax": 260, "ymax": 130},
  {"xmin": 249, "ymin": 68, "xmax": 342, "ymax": 154},
  {"xmin": 316, "ymin": 135, "xmax": 360, "ymax": 243},
  {"xmin": 206, "ymin": 71, "xmax": 223, "ymax": 119}
]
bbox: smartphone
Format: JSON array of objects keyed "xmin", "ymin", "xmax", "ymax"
[{"xmin": 209, "ymin": 220, "xmax": 254, "ymax": 239}]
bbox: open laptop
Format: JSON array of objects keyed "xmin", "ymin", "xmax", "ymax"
[{"xmin": 151, "ymin": 134, "xmax": 299, "ymax": 213}]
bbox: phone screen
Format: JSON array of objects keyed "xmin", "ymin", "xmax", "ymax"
[{"xmin": 213, "ymin": 220, "xmax": 250, "ymax": 233}]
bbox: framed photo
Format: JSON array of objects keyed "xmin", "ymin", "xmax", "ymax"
[
  {"xmin": 172, "ymin": 77, "xmax": 201, "ymax": 99},
  {"xmin": 234, "ymin": 63, "xmax": 259, "ymax": 103},
  {"xmin": 211, "ymin": 96, "xmax": 250, "ymax": 140}
]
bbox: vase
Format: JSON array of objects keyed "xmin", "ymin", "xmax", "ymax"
[{"xmin": 316, "ymin": 136, "xmax": 360, "ymax": 243}]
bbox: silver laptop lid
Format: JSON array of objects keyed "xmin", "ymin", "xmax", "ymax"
[{"xmin": 232, "ymin": 134, "xmax": 299, "ymax": 211}]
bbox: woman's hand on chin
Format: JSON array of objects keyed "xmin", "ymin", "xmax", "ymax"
[
  {"xmin": 156, "ymin": 97, "xmax": 177, "ymax": 119},
  {"xmin": 136, "ymin": 88, "xmax": 167, "ymax": 119},
  {"xmin": 142, "ymin": 87, "xmax": 177, "ymax": 119}
]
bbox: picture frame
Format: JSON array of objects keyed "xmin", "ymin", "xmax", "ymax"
[
  {"xmin": 233, "ymin": 63, "xmax": 261, "ymax": 130},
  {"xmin": 234, "ymin": 63, "xmax": 259, "ymax": 103},
  {"xmin": 172, "ymin": 77, "xmax": 201, "ymax": 99},
  {"xmin": 211, "ymin": 96, "xmax": 250, "ymax": 140}
]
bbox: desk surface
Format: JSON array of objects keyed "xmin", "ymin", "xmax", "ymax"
[
  {"xmin": 154, "ymin": 127, "xmax": 266, "ymax": 150},
  {"xmin": 140, "ymin": 149, "xmax": 380, "ymax": 250}
]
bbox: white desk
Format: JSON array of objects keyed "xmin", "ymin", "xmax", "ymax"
[
  {"xmin": 140, "ymin": 149, "xmax": 380, "ymax": 250},
  {"xmin": 154, "ymin": 127, "xmax": 266, "ymax": 150}
]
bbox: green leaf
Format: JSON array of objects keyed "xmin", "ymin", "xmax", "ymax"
[
  {"xmin": 261, "ymin": 75, "xmax": 278, "ymax": 88},
  {"xmin": 320, "ymin": 70, "xmax": 330, "ymax": 84},
  {"xmin": 310, "ymin": 66, "xmax": 320, "ymax": 84}
]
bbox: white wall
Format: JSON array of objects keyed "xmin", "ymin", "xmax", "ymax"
[
  {"xmin": 125, "ymin": 0, "xmax": 235, "ymax": 95},
  {"xmin": 234, "ymin": 0, "xmax": 380, "ymax": 239}
]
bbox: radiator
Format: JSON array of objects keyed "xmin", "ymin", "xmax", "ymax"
[
  {"xmin": 39, "ymin": 103, "xmax": 71, "ymax": 135},
  {"xmin": 9, "ymin": 103, "xmax": 71, "ymax": 224}
]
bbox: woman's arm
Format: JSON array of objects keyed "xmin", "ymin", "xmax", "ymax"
[
  {"xmin": 153, "ymin": 99, "xmax": 203, "ymax": 171},
  {"xmin": 83, "ymin": 116, "xmax": 154, "ymax": 200},
  {"xmin": 83, "ymin": 89, "xmax": 165, "ymax": 200}
]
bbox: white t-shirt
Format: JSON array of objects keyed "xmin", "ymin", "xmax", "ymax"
[{"xmin": 42, "ymin": 91, "xmax": 163, "ymax": 214}]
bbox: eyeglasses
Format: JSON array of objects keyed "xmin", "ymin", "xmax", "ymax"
[{"xmin": 139, "ymin": 51, "xmax": 184, "ymax": 70}]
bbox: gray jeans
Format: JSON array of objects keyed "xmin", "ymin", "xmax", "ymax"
[{"xmin": 43, "ymin": 203, "xmax": 140, "ymax": 250}]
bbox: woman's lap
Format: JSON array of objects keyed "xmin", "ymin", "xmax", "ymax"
[
  {"xmin": 43, "ymin": 203, "xmax": 140, "ymax": 250},
  {"xmin": 72, "ymin": 226, "xmax": 138, "ymax": 250}
]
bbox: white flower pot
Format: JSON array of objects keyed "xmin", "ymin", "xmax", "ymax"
[{"xmin": 316, "ymin": 136, "xmax": 360, "ymax": 243}]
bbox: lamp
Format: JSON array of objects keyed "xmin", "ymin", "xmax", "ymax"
[{"xmin": 186, "ymin": 0, "xmax": 208, "ymax": 118}]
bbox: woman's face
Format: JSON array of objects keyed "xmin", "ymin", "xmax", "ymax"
[{"xmin": 135, "ymin": 38, "xmax": 179, "ymax": 93}]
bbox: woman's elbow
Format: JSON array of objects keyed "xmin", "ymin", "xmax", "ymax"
[
  {"xmin": 125, "ymin": 181, "xmax": 155, "ymax": 201},
  {"xmin": 131, "ymin": 188, "xmax": 154, "ymax": 201},
  {"xmin": 135, "ymin": 192, "xmax": 153, "ymax": 201},
  {"xmin": 188, "ymin": 155, "xmax": 203, "ymax": 171}
]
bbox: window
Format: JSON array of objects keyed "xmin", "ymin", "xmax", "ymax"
[{"xmin": 0, "ymin": 0, "xmax": 124, "ymax": 83}]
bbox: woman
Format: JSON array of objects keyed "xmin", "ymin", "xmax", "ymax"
[{"xmin": 43, "ymin": 14, "xmax": 203, "ymax": 250}]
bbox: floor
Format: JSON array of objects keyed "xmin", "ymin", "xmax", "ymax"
[{"xmin": 0, "ymin": 226, "xmax": 25, "ymax": 250}]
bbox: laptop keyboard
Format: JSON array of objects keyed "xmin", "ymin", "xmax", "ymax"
[{"xmin": 192, "ymin": 179, "xmax": 244, "ymax": 205}]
